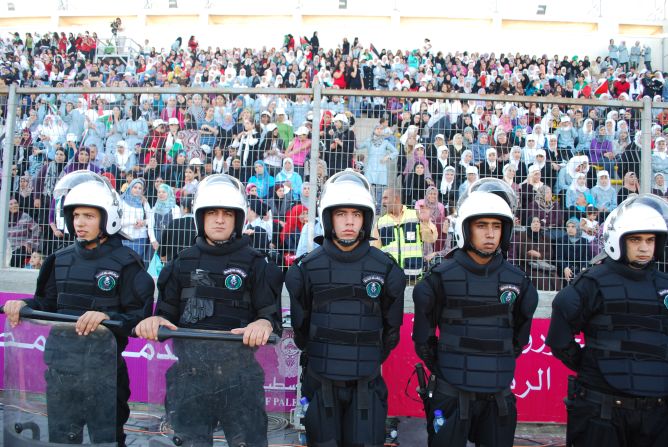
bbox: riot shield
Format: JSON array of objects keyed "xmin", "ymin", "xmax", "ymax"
[
  {"xmin": 2, "ymin": 312, "xmax": 118, "ymax": 446},
  {"xmin": 144, "ymin": 327, "xmax": 300, "ymax": 447}
]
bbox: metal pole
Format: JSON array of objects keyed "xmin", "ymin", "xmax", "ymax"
[
  {"xmin": 640, "ymin": 96, "xmax": 652, "ymax": 194},
  {"xmin": 0, "ymin": 84, "xmax": 18, "ymax": 268},
  {"xmin": 306, "ymin": 81, "xmax": 322, "ymax": 253}
]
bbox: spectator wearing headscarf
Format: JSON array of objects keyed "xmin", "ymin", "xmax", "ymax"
[
  {"xmin": 590, "ymin": 170, "xmax": 617, "ymax": 217},
  {"xmin": 275, "ymin": 158, "xmax": 303, "ymax": 200},
  {"xmin": 120, "ymin": 178, "xmax": 151, "ymax": 265},
  {"xmin": 148, "ymin": 183, "xmax": 180, "ymax": 252},
  {"xmin": 247, "ymin": 160, "xmax": 275, "ymax": 199}
]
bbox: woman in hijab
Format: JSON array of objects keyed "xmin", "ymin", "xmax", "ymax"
[
  {"xmin": 268, "ymin": 182, "xmax": 296, "ymax": 221},
  {"xmin": 455, "ymin": 149, "xmax": 474, "ymax": 186},
  {"xmin": 415, "ymin": 185, "xmax": 448, "ymax": 251},
  {"xmin": 280, "ymin": 204, "xmax": 308, "ymax": 251},
  {"xmin": 275, "ymin": 157, "xmax": 303, "ymax": 200},
  {"xmin": 513, "ymin": 216, "xmax": 557, "ymax": 291},
  {"xmin": 63, "ymin": 147, "xmax": 101, "ymax": 175},
  {"xmin": 120, "ymin": 178, "xmax": 151, "ymax": 265},
  {"xmin": 227, "ymin": 156, "xmax": 250, "ymax": 184},
  {"xmin": 247, "ymin": 160, "xmax": 275, "ymax": 200},
  {"xmin": 403, "ymin": 143, "xmax": 432, "ymax": 180},
  {"xmin": 148, "ymin": 183, "xmax": 180, "ymax": 253},
  {"xmin": 402, "ymin": 162, "xmax": 430, "ymax": 206},
  {"xmin": 502, "ymin": 163, "xmax": 521, "ymax": 196},
  {"xmin": 439, "ymin": 166, "xmax": 457, "ymax": 210},
  {"xmin": 590, "ymin": 170, "xmax": 617, "ymax": 219},
  {"xmin": 575, "ymin": 118, "xmax": 595, "ymax": 154},
  {"xmin": 120, "ymin": 105, "xmax": 148, "ymax": 150},
  {"xmin": 478, "ymin": 147, "xmax": 503, "ymax": 179},
  {"xmin": 619, "ymin": 169, "xmax": 641, "ymax": 203},
  {"xmin": 652, "ymin": 135, "xmax": 668, "ymax": 178},
  {"xmin": 7, "ymin": 198, "xmax": 41, "ymax": 267},
  {"xmin": 448, "ymin": 132, "xmax": 466, "ymax": 160},
  {"xmin": 566, "ymin": 172, "xmax": 596, "ymax": 217},
  {"xmin": 15, "ymin": 173, "xmax": 35, "ymax": 220},
  {"xmin": 652, "ymin": 172, "xmax": 667, "ymax": 198},
  {"xmin": 589, "ymin": 125, "xmax": 613, "ymax": 165}
]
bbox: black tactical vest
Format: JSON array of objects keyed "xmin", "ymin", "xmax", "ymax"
[
  {"xmin": 435, "ymin": 253, "xmax": 525, "ymax": 393},
  {"xmin": 582, "ymin": 262, "xmax": 668, "ymax": 397},
  {"xmin": 176, "ymin": 243, "xmax": 259, "ymax": 331},
  {"xmin": 301, "ymin": 247, "xmax": 392, "ymax": 381},
  {"xmin": 53, "ymin": 240, "xmax": 141, "ymax": 316}
]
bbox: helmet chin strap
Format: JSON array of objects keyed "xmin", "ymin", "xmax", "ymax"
[
  {"xmin": 469, "ymin": 245, "xmax": 499, "ymax": 258},
  {"xmin": 333, "ymin": 229, "xmax": 365, "ymax": 247},
  {"xmin": 209, "ymin": 231, "xmax": 237, "ymax": 247},
  {"xmin": 76, "ymin": 231, "xmax": 105, "ymax": 249}
]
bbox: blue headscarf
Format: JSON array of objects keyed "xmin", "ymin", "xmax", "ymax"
[
  {"xmin": 153, "ymin": 183, "xmax": 176, "ymax": 216},
  {"xmin": 121, "ymin": 178, "xmax": 145, "ymax": 208}
]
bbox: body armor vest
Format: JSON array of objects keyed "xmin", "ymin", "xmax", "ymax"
[
  {"xmin": 302, "ymin": 247, "xmax": 392, "ymax": 381},
  {"xmin": 582, "ymin": 262, "xmax": 668, "ymax": 397},
  {"xmin": 53, "ymin": 240, "xmax": 140, "ymax": 316},
  {"xmin": 176, "ymin": 244, "xmax": 259, "ymax": 331},
  {"xmin": 435, "ymin": 254, "xmax": 525, "ymax": 393}
]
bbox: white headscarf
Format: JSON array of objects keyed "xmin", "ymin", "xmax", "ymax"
[
  {"xmin": 569, "ymin": 172, "xmax": 588, "ymax": 193},
  {"xmin": 440, "ymin": 166, "xmax": 456, "ymax": 194},
  {"xmin": 596, "ymin": 170, "xmax": 612, "ymax": 191}
]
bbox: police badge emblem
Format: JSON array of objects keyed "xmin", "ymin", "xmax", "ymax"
[
  {"xmin": 95, "ymin": 270, "xmax": 119, "ymax": 291},
  {"xmin": 499, "ymin": 284, "xmax": 520, "ymax": 305},
  {"xmin": 224, "ymin": 274, "xmax": 242, "ymax": 290},
  {"xmin": 363, "ymin": 275, "xmax": 384, "ymax": 299}
]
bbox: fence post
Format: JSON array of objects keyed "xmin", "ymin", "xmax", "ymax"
[
  {"xmin": 0, "ymin": 84, "xmax": 18, "ymax": 268},
  {"xmin": 640, "ymin": 96, "xmax": 652, "ymax": 194},
  {"xmin": 306, "ymin": 81, "xmax": 322, "ymax": 252}
]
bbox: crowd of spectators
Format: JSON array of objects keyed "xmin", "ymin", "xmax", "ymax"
[{"xmin": 2, "ymin": 30, "xmax": 668, "ymax": 289}]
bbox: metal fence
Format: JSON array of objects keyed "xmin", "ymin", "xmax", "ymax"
[{"xmin": 1, "ymin": 84, "xmax": 666, "ymax": 290}]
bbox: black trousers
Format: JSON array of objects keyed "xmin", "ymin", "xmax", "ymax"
[
  {"xmin": 301, "ymin": 370, "xmax": 388, "ymax": 447},
  {"xmin": 566, "ymin": 390, "xmax": 668, "ymax": 447},
  {"xmin": 165, "ymin": 343, "xmax": 267, "ymax": 447},
  {"xmin": 44, "ymin": 330, "xmax": 128, "ymax": 446},
  {"xmin": 426, "ymin": 386, "xmax": 517, "ymax": 447}
]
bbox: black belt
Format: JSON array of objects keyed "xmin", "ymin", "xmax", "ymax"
[
  {"xmin": 435, "ymin": 377, "xmax": 512, "ymax": 420},
  {"xmin": 576, "ymin": 384, "xmax": 666, "ymax": 419}
]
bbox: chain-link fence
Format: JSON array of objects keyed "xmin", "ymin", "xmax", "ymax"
[{"xmin": 1, "ymin": 85, "xmax": 666, "ymax": 290}]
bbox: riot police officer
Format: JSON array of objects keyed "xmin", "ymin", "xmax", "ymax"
[
  {"xmin": 3, "ymin": 171, "xmax": 155, "ymax": 446},
  {"xmin": 134, "ymin": 174, "xmax": 283, "ymax": 447},
  {"xmin": 547, "ymin": 194, "xmax": 668, "ymax": 446},
  {"xmin": 285, "ymin": 169, "xmax": 406, "ymax": 447},
  {"xmin": 412, "ymin": 178, "xmax": 538, "ymax": 447}
]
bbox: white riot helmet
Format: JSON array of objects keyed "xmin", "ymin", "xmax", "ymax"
[
  {"xmin": 454, "ymin": 178, "xmax": 517, "ymax": 254},
  {"xmin": 193, "ymin": 174, "xmax": 247, "ymax": 240},
  {"xmin": 54, "ymin": 170, "xmax": 124, "ymax": 240},
  {"xmin": 318, "ymin": 169, "xmax": 375, "ymax": 243},
  {"xmin": 602, "ymin": 193, "xmax": 668, "ymax": 262}
]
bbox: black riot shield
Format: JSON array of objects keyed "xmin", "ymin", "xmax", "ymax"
[
  {"xmin": 2, "ymin": 312, "xmax": 118, "ymax": 446},
  {"xmin": 144, "ymin": 327, "xmax": 299, "ymax": 447}
]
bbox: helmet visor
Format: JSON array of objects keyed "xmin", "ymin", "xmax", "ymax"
[
  {"xmin": 53, "ymin": 170, "xmax": 114, "ymax": 201},
  {"xmin": 458, "ymin": 178, "xmax": 518, "ymax": 213}
]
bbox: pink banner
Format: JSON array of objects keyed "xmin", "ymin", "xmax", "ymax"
[
  {"xmin": 382, "ymin": 315, "xmax": 572, "ymax": 423},
  {"xmin": 1, "ymin": 292, "xmax": 571, "ymax": 422}
]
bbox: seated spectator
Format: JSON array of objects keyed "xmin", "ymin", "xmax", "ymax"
[
  {"xmin": 261, "ymin": 123, "xmax": 285, "ymax": 175},
  {"xmin": 284, "ymin": 126, "xmax": 311, "ymax": 175},
  {"xmin": 63, "ymin": 147, "xmax": 101, "ymax": 175},
  {"xmin": 177, "ymin": 166, "xmax": 199, "ymax": 203},
  {"xmin": 554, "ymin": 218, "xmax": 590, "ymax": 287},
  {"xmin": 458, "ymin": 165, "xmax": 479, "ymax": 197},
  {"xmin": 274, "ymin": 158, "xmax": 303, "ymax": 200},
  {"xmin": 652, "ymin": 172, "xmax": 667, "ymax": 199},
  {"xmin": 618, "ymin": 171, "xmax": 640, "ymax": 204},
  {"xmin": 162, "ymin": 151, "xmax": 187, "ymax": 187},
  {"xmin": 525, "ymin": 184, "xmax": 566, "ymax": 240},
  {"xmin": 227, "ymin": 156, "xmax": 251, "ymax": 183},
  {"xmin": 415, "ymin": 185, "xmax": 448, "ymax": 260},
  {"xmin": 455, "ymin": 149, "xmax": 474, "ymax": 186},
  {"xmin": 580, "ymin": 204, "xmax": 603, "ymax": 257},
  {"xmin": 247, "ymin": 160, "xmax": 275, "ymax": 199},
  {"xmin": 652, "ymin": 135, "xmax": 668, "ymax": 177},
  {"xmin": 324, "ymin": 113, "xmax": 355, "ymax": 175},
  {"xmin": 513, "ymin": 216, "xmax": 558, "ymax": 291},
  {"xmin": 615, "ymin": 129, "xmax": 640, "ymax": 178},
  {"xmin": 7, "ymin": 198, "xmax": 41, "ymax": 268},
  {"xmin": 589, "ymin": 125, "xmax": 613, "ymax": 168},
  {"xmin": 403, "ymin": 162, "xmax": 430, "ymax": 207},
  {"xmin": 280, "ymin": 204, "xmax": 308, "ymax": 252},
  {"xmin": 478, "ymin": 147, "xmax": 503, "ymax": 179},
  {"xmin": 566, "ymin": 172, "xmax": 596, "ymax": 217},
  {"xmin": 244, "ymin": 199, "xmax": 272, "ymax": 254},
  {"xmin": 502, "ymin": 163, "xmax": 521, "ymax": 195},
  {"xmin": 268, "ymin": 182, "xmax": 296, "ymax": 221},
  {"xmin": 198, "ymin": 106, "xmax": 219, "ymax": 148},
  {"xmin": 439, "ymin": 166, "xmax": 457, "ymax": 211},
  {"xmin": 519, "ymin": 164, "xmax": 544, "ymax": 224},
  {"xmin": 590, "ymin": 170, "xmax": 617, "ymax": 218},
  {"xmin": 14, "ymin": 173, "xmax": 35, "ymax": 220}
]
